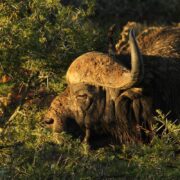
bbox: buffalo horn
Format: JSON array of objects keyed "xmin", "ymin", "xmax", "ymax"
[{"xmin": 120, "ymin": 29, "xmax": 144, "ymax": 89}]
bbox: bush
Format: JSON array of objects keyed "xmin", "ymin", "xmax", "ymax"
[
  {"xmin": 0, "ymin": 1, "xmax": 180, "ymax": 179},
  {"xmin": 0, "ymin": 0, "xmax": 105, "ymax": 85},
  {"xmin": 0, "ymin": 106, "xmax": 179, "ymax": 179}
]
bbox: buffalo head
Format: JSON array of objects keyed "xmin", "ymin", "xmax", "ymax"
[
  {"xmin": 44, "ymin": 26, "xmax": 180, "ymax": 146},
  {"xmin": 43, "ymin": 29, "xmax": 154, "ymax": 145}
]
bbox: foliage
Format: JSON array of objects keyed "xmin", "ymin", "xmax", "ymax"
[
  {"xmin": 0, "ymin": 0, "xmax": 180, "ymax": 179},
  {"xmin": 0, "ymin": 106, "xmax": 179, "ymax": 179},
  {"xmin": 0, "ymin": 0, "xmax": 105, "ymax": 91}
]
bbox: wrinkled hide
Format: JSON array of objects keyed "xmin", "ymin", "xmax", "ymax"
[
  {"xmin": 44, "ymin": 27, "xmax": 180, "ymax": 146},
  {"xmin": 44, "ymin": 87, "xmax": 82, "ymax": 138}
]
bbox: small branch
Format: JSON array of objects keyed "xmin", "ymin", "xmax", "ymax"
[
  {"xmin": 1, "ymin": 72, "xmax": 39, "ymax": 131},
  {"xmin": 2, "ymin": 106, "xmax": 21, "ymax": 130}
]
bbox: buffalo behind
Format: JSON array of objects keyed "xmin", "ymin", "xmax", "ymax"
[{"xmin": 44, "ymin": 26, "xmax": 180, "ymax": 147}]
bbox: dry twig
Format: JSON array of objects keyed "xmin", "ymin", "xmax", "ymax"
[{"xmin": 1, "ymin": 72, "xmax": 39, "ymax": 132}]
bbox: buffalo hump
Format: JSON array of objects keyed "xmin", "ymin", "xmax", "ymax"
[{"xmin": 66, "ymin": 51, "xmax": 131, "ymax": 88}]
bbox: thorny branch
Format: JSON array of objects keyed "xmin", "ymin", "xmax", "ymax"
[{"xmin": 0, "ymin": 72, "xmax": 42, "ymax": 133}]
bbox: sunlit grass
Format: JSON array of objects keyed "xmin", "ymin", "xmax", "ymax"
[{"xmin": 0, "ymin": 104, "xmax": 179, "ymax": 179}]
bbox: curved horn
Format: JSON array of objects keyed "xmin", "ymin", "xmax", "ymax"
[
  {"xmin": 120, "ymin": 29, "xmax": 144, "ymax": 90},
  {"xmin": 129, "ymin": 29, "xmax": 144, "ymax": 85}
]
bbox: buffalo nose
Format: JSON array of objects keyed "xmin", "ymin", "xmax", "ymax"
[{"xmin": 44, "ymin": 118, "xmax": 54, "ymax": 124}]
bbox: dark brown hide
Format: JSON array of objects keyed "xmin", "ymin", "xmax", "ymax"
[
  {"xmin": 44, "ymin": 27, "xmax": 180, "ymax": 146},
  {"xmin": 43, "ymin": 87, "xmax": 82, "ymax": 138}
]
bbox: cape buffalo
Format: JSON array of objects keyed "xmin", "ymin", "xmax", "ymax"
[{"xmin": 44, "ymin": 27, "xmax": 180, "ymax": 145}]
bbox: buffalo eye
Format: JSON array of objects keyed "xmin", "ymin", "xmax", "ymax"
[
  {"xmin": 76, "ymin": 93, "xmax": 93, "ymax": 111},
  {"xmin": 77, "ymin": 94, "xmax": 88, "ymax": 99}
]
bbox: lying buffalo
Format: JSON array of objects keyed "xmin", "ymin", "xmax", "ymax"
[{"xmin": 44, "ymin": 27, "xmax": 180, "ymax": 145}]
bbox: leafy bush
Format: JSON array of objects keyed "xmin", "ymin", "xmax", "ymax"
[
  {"xmin": 0, "ymin": 106, "xmax": 179, "ymax": 179},
  {"xmin": 1, "ymin": 1, "xmax": 180, "ymax": 179},
  {"xmin": 0, "ymin": 0, "xmax": 105, "ymax": 87}
]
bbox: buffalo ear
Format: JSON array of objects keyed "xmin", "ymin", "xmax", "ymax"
[
  {"xmin": 132, "ymin": 97, "xmax": 153, "ymax": 143},
  {"xmin": 115, "ymin": 95, "xmax": 138, "ymax": 142},
  {"xmin": 115, "ymin": 91, "xmax": 153, "ymax": 143},
  {"xmin": 115, "ymin": 95, "xmax": 131, "ymax": 126}
]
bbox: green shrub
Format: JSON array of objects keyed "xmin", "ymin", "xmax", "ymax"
[
  {"xmin": 0, "ymin": 106, "xmax": 179, "ymax": 179},
  {"xmin": 1, "ymin": 1, "xmax": 180, "ymax": 179},
  {"xmin": 0, "ymin": 0, "xmax": 105, "ymax": 87}
]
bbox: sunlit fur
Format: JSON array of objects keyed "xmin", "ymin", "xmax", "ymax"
[{"xmin": 44, "ymin": 26, "xmax": 180, "ymax": 146}]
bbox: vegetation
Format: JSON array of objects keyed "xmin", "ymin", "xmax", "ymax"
[
  {"xmin": 0, "ymin": 0, "xmax": 180, "ymax": 179},
  {"xmin": 0, "ymin": 0, "xmax": 104, "ymax": 91},
  {"xmin": 0, "ymin": 107, "xmax": 179, "ymax": 179}
]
